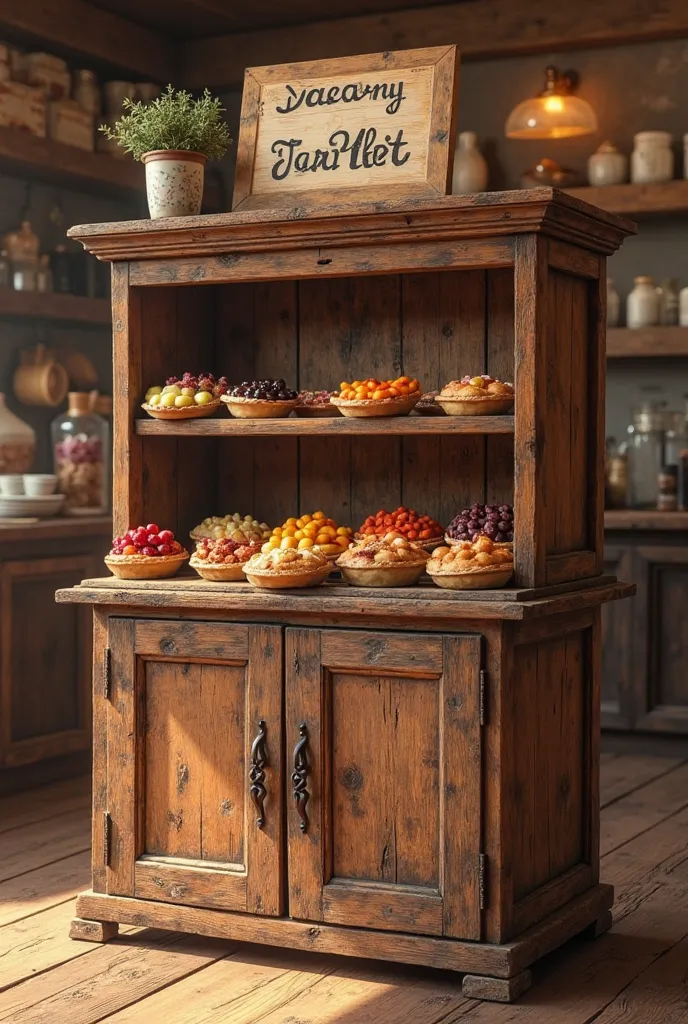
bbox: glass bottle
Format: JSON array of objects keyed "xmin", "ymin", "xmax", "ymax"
[
  {"xmin": 52, "ymin": 391, "xmax": 110, "ymax": 514},
  {"xmin": 51, "ymin": 244, "xmax": 72, "ymax": 293},
  {"xmin": 36, "ymin": 254, "xmax": 53, "ymax": 292},
  {"xmin": 5, "ymin": 220, "xmax": 40, "ymax": 292},
  {"xmin": 657, "ymin": 278, "xmax": 680, "ymax": 325},
  {"xmin": 606, "ymin": 278, "xmax": 620, "ymax": 326},
  {"xmin": 627, "ymin": 402, "xmax": 666, "ymax": 508},
  {"xmin": 0, "ymin": 249, "xmax": 10, "ymax": 287}
]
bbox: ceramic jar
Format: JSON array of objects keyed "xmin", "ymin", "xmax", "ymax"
[
  {"xmin": 0, "ymin": 394, "xmax": 35, "ymax": 473},
  {"xmin": 136, "ymin": 82, "xmax": 161, "ymax": 103},
  {"xmin": 142, "ymin": 150, "xmax": 206, "ymax": 218},
  {"xmin": 684, "ymin": 133, "xmax": 688, "ymax": 179},
  {"xmin": 452, "ymin": 131, "xmax": 488, "ymax": 194},
  {"xmin": 606, "ymin": 279, "xmax": 620, "ymax": 327},
  {"xmin": 627, "ymin": 276, "xmax": 659, "ymax": 329},
  {"xmin": 631, "ymin": 131, "xmax": 674, "ymax": 184},
  {"xmin": 73, "ymin": 70, "xmax": 101, "ymax": 117},
  {"xmin": 104, "ymin": 80, "xmax": 136, "ymax": 115},
  {"xmin": 588, "ymin": 141, "xmax": 628, "ymax": 186},
  {"xmin": 14, "ymin": 344, "xmax": 69, "ymax": 407},
  {"xmin": 679, "ymin": 286, "xmax": 688, "ymax": 327}
]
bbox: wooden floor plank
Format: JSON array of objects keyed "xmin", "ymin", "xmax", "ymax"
[
  {"xmin": 0, "ymin": 808, "xmax": 90, "ymax": 883},
  {"xmin": 599, "ymin": 755, "xmax": 684, "ymax": 808},
  {"xmin": 592, "ymin": 932, "xmax": 688, "ymax": 1024},
  {"xmin": 102, "ymin": 948, "xmax": 339, "ymax": 1024},
  {"xmin": 601, "ymin": 761, "xmax": 688, "ymax": 855},
  {"xmin": 0, "ymin": 929, "xmax": 233, "ymax": 1023},
  {"xmin": 0, "ymin": 851, "xmax": 91, "ymax": 927},
  {"xmin": 0, "ymin": 777, "xmax": 90, "ymax": 835}
]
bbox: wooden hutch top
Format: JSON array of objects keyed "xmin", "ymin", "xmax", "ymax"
[{"xmin": 64, "ymin": 189, "xmax": 635, "ymax": 617}]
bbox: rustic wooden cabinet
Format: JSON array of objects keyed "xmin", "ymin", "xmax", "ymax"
[
  {"xmin": 0, "ymin": 518, "xmax": 110, "ymax": 793},
  {"xmin": 59, "ymin": 190, "xmax": 635, "ymax": 1002},
  {"xmin": 602, "ymin": 529, "xmax": 688, "ymax": 738}
]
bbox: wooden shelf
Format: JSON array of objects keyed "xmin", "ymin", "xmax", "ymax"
[
  {"xmin": 605, "ymin": 510, "xmax": 688, "ymax": 531},
  {"xmin": 565, "ymin": 180, "xmax": 688, "ymax": 217},
  {"xmin": 135, "ymin": 414, "xmax": 515, "ymax": 437},
  {"xmin": 0, "ymin": 125, "xmax": 145, "ymax": 200},
  {"xmin": 607, "ymin": 327, "xmax": 688, "ymax": 357},
  {"xmin": 0, "ymin": 289, "xmax": 111, "ymax": 326},
  {"xmin": 0, "ymin": 515, "xmax": 111, "ymax": 542}
]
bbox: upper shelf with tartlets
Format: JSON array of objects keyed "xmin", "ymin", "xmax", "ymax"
[{"xmin": 135, "ymin": 414, "xmax": 515, "ymax": 436}]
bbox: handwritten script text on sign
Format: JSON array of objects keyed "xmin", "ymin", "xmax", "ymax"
[{"xmin": 252, "ymin": 66, "xmax": 434, "ymax": 195}]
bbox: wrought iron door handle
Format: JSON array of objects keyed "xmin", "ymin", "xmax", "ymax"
[
  {"xmin": 292, "ymin": 722, "xmax": 310, "ymax": 834},
  {"xmin": 249, "ymin": 720, "xmax": 268, "ymax": 828}
]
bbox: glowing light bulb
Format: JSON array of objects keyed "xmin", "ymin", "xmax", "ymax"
[{"xmin": 543, "ymin": 95, "xmax": 564, "ymax": 113}]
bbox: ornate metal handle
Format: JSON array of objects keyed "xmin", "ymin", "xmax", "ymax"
[
  {"xmin": 292, "ymin": 722, "xmax": 310, "ymax": 834},
  {"xmin": 249, "ymin": 720, "xmax": 268, "ymax": 828}
]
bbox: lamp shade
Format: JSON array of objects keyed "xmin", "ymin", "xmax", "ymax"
[{"xmin": 505, "ymin": 67, "xmax": 598, "ymax": 140}]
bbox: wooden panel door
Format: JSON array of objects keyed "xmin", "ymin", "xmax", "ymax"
[
  {"xmin": 600, "ymin": 544, "xmax": 634, "ymax": 730},
  {"xmin": 104, "ymin": 618, "xmax": 284, "ymax": 914},
  {"xmin": 633, "ymin": 545, "xmax": 688, "ymax": 734},
  {"xmin": 285, "ymin": 628, "xmax": 483, "ymax": 940},
  {"xmin": 0, "ymin": 555, "xmax": 95, "ymax": 767}
]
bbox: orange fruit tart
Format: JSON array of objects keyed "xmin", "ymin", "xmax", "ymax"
[
  {"xmin": 357, "ymin": 506, "xmax": 444, "ymax": 548},
  {"xmin": 331, "ymin": 376, "xmax": 422, "ymax": 417},
  {"xmin": 262, "ymin": 511, "xmax": 353, "ymax": 560},
  {"xmin": 426, "ymin": 536, "xmax": 514, "ymax": 590},
  {"xmin": 437, "ymin": 375, "xmax": 514, "ymax": 416},
  {"xmin": 336, "ymin": 535, "xmax": 429, "ymax": 587}
]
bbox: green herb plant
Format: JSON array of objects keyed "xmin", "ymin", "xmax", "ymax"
[{"xmin": 99, "ymin": 85, "xmax": 231, "ymax": 162}]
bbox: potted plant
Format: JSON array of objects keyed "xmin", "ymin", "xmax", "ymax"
[{"xmin": 99, "ymin": 85, "xmax": 231, "ymax": 219}]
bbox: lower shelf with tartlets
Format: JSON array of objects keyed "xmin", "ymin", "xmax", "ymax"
[{"xmin": 135, "ymin": 414, "xmax": 515, "ymax": 436}]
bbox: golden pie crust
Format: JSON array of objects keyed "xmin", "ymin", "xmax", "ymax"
[
  {"xmin": 330, "ymin": 393, "xmax": 421, "ymax": 418},
  {"xmin": 105, "ymin": 551, "xmax": 189, "ymax": 580},
  {"xmin": 221, "ymin": 395, "xmax": 298, "ymax": 419},
  {"xmin": 428, "ymin": 564, "xmax": 514, "ymax": 590},
  {"xmin": 189, "ymin": 556, "xmax": 247, "ymax": 582},
  {"xmin": 338, "ymin": 563, "xmax": 426, "ymax": 588},
  {"xmin": 141, "ymin": 398, "xmax": 222, "ymax": 420}
]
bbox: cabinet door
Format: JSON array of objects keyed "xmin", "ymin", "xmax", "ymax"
[
  {"xmin": 633, "ymin": 545, "xmax": 688, "ymax": 733},
  {"xmin": 105, "ymin": 618, "xmax": 283, "ymax": 914},
  {"xmin": 600, "ymin": 545, "xmax": 634, "ymax": 729},
  {"xmin": 286, "ymin": 628, "xmax": 483, "ymax": 940},
  {"xmin": 0, "ymin": 555, "xmax": 95, "ymax": 767}
]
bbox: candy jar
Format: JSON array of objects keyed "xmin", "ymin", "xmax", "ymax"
[{"xmin": 52, "ymin": 391, "xmax": 109, "ymax": 514}]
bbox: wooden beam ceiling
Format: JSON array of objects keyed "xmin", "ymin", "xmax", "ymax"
[
  {"xmin": 0, "ymin": 0, "xmax": 176, "ymax": 81},
  {"xmin": 182, "ymin": 0, "xmax": 688, "ymax": 89}
]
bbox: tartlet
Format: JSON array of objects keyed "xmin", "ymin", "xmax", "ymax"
[
  {"xmin": 222, "ymin": 395, "xmax": 299, "ymax": 419},
  {"xmin": 262, "ymin": 511, "xmax": 353, "ymax": 560},
  {"xmin": 437, "ymin": 376, "xmax": 514, "ymax": 416},
  {"xmin": 294, "ymin": 391, "xmax": 341, "ymax": 418},
  {"xmin": 105, "ymin": 550, "xmax": 189, "ymax": 580},
  {"xmin": 413, "ymin": 391, "xmax": 445, "ymax": 416},
  {"xmin": 336, "ymin": 536, "xmax": 429, "ymax": 587},
  {"xmin": 189, "ymin": 538, "xmax": 262, "ymax": 581},
  {"xmin": 332, "ymin": 376, "xmax": 422, "ymax": 418},
  {"xmin": 244, "ymin": 547, "xmax": 332, "ymax": 589},
  {"xmin": 427, "ymin": 537, "xmax": 514, "ymax": 590},
  {"xmin": 356, "ymin": 508, "xmax": 445, "ymax": 549},
  {"xmin": 141, "ymin": 397, "xmax": 221, "ymax": 420},
  {"xmin": 190, "ymin": 514, "xmax": 271, "ymax": 544}
]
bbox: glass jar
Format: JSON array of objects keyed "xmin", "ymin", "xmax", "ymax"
[
  {"xmin": 631, "ymin": 131, "xmax": 674, "ymax": 184},
  {"xmin": 657, "ymin": 278, "xmax": 679, "ymax": 325},
  {"xmin": 36, "ymin": 254, "xmax": 53, "ymax": 292},
  {"xmin": 664, "ymin": 411, "xmax": 688, "ymax": 467},
  {"xmin": 627, "ymin": 276, "xmax": 659, "ymax": 329},
  {"xmin": 606, "ymin": 278, "xmax": 620, "ymax": 326},
  {"xmin": 627, "ymin": 403, "xmax": 666, "ymax": 508},
  {"xmin": 0, "ymin": 249, "xmax": 10, "ymax": 287},
  {"xmin": 52, "ymin": 392, "xmax": 109, "ymax": 514}
]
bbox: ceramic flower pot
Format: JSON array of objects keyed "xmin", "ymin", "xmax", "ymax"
[{"xmin": 142, "ymin": 150, "xmax": 206, "ymax": 219}]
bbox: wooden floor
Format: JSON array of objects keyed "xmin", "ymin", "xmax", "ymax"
[{"xmin": 0, "ymin": 754, "xmax": 687, "ymax": 1022}]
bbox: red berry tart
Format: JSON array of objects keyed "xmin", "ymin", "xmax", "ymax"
[
  {"xmin": 190, "ymin": 537, "xmax": 262, "ymax": 581},
  {"xmin": 105, "ymin": 524, "xmax": 189, "ymax": 579}
]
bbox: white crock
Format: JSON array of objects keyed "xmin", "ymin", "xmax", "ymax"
[
  {"xmin": 588, "ymin": 142, "xmax": 628, "ymax": 187},
  {"xmin": 631, "ymin": 131, "xmax": 674, "ymax": 185},
  {"xmin": 452, "ymin": 131, "xmax": 489, "ymax": 194},
  {"xmin": 142, "ymin": 150, "xmax": 206, "ymax": 219}
]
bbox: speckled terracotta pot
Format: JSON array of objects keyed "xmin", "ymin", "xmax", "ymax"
[{"xmin": 142, "ymin": 150, "xmax": 206, "ymax": 219}]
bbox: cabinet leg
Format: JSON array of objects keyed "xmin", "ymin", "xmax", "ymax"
[
  {"xmin": 462, "ymin": 969, "xmax": 532, "ymax": 1003},
  {"xmin": 69, "ymin": 917, "xmax": 119, "ymax": 943},
  {"xmin": 583, "ymin": 909, "xmax": 613, "ymax": 940}
]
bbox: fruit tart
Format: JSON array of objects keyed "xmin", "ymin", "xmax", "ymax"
[
  {"xmin": 105, "ymin": 524, "xmax": 189, "ymax": 579},
  {"xmin": 222, "ymin": 379, "xmax": 299, "ymax": 419},
  {"xmin": 244, "ymin": 547, "xmax": 332, "ymax": 589},
  {"xmin": 357, "ymin": 507, "xmax": 444, "ymax": 549},
  {"xmin": 294, "ymin": 390, "xmax": 341, "ymax": 418},
  {"xmin": 142, "ymin": 373, "xmax": 227, "ymax": 419},
  {"xmin": 427, "ymin": 536, "xmax": 514, "ymax": 590},
  {"xmin": 331, "ymin": 376, "xmax": 422, "ymax": 417},
  {"xmin": 190, "ymin": 537, "xmax": 261, "ymax": 581},
  {"xmin": 262, "ymin": 511, "xmax": 353, "ymax": 560},
  {"xmin": 336, "ymin": 535, "xmax": 429, "ymax": 587},
  {"xmin": 437, "ymin": 375, "xmax": 514, "ymax": 416},
  {"xmin": 445, "ymin": 504, "xmax": 514, "ymax": 545},
  {"xmin": 190, "ymin": 513, "xmax": 271, "ymax": 544}
]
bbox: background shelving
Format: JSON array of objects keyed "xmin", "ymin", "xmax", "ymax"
[
  {"xmin": 0, "ymin": 289, "xmax": 111, "ymax": 326},
  {"xmin": 606, "ymin": 326, "xmax": 688, "ymax": 358}
]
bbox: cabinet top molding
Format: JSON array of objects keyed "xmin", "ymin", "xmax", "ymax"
[{"xmin": 68, "ymin": 188, "xmax": 634, "ymax": 263}]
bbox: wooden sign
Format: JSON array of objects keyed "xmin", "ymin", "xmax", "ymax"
[{"xmin": 233, "ymin": 46, "xmax": 458, "ymax": 211}]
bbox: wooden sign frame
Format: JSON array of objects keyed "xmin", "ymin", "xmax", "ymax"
[{"xmin": 232, "ymin": 45, "xmax": 459, "ymax": 212}]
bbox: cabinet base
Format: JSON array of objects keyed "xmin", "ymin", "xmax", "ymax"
[
  {"xmin": 69, "ymin": 917, "xmax": 119, "ymax": 942},
  {"xmin": 73, "ymin": 883, "xmax": 612, "ymax": 1002}
]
